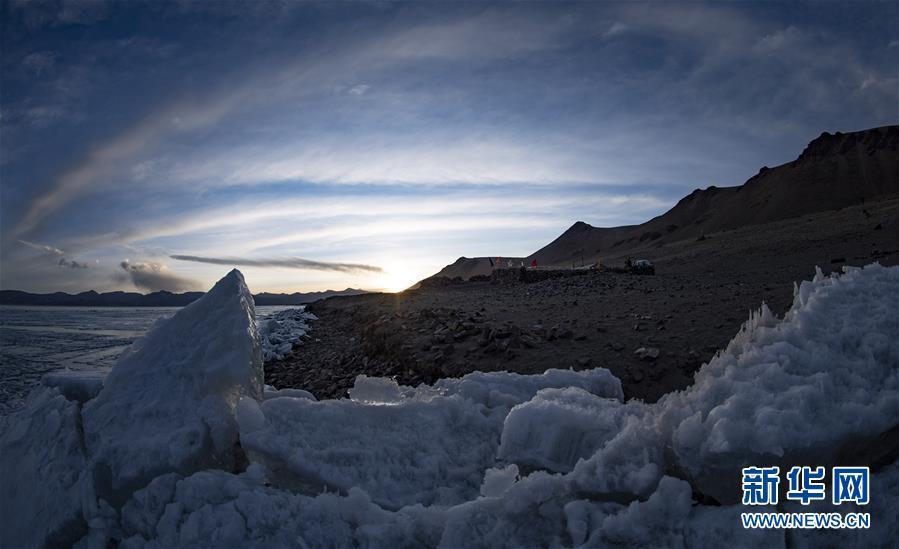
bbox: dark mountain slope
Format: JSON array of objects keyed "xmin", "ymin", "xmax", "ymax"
[{"xmin": 529, "ymin": 125, "xmax": 899, "ymax": 266}]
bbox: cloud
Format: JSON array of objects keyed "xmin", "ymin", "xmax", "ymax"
[
  {"xmin": 120, "ymin": 260, "xmax": 199, "ymax": 292},
  {"xmin": 165, "ymin": 135, "xmax": 607, "ymax": 188},
  {"xmin": 170, "ymin": 255, "xmax": 383, "ymax": 274},
  {"xmin": 378, "ymin": 9, "xmax": 566, "ymax": 60},
  {"xmin": 13, "ymin": 88, "xmax": 251, "ymax": 237},
  {"xmin": 22, "ymin": 51, "xmax": 57, "ymax": 75},
  {"xmin": 26, "ymin": 105, "xmax": 69, "ymax": 127},
  {"xmin": 18, "ymin": 239, "xmax": 64, "ymax": 255},
  {"xmin": 754, "ymin": 25, "xmax": 803, "ymax": 53},
  {"xmin": 11, "ymin": 9, "xmax": 541, "ymax": 235},
  {"xmin": 52, "ymin": 187, "xmax": 670, "ymax": 259},
  {"xmin": 19, "ymin": 239, "xmax": 90, "ymax": 270},
  {"xmin": 348, "ymin": 83, "xmax": 370, "ymax": 95},
  {"xmin": 11, "ymin": 0, "xmax": 109, "ymax": 30},
  {"xmin": 58, "ymin": 257, "xmax": 87, "ymax": 269},
  {"xmin": 602, "ymin": 22, "xmax": 627, "ymax": 38},
  {"xmin": 12, "ymin": 4, "xmax": 844, "ymax": 239}
]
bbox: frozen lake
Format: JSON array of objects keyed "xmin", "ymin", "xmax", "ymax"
[{"xmin": 0, "ymin": 304, "xmax": 299, "ymax": 413}]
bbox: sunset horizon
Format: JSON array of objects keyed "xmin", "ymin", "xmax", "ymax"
[{"xmin": 3, "ymin": 1, "xmax": 895, "ymax": 294}]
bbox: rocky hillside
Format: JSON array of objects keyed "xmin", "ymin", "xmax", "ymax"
[{"xmin": 529, "ymin": 125, "xmax": 899, "ymax": 267}]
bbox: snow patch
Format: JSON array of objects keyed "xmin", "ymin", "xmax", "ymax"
[{"xmin": 431, "ymin": 367, "xmax": 623, "ymax": 409}]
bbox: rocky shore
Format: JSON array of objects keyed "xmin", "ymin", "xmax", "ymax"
[{"xmin": 265, "ymin": 271, "xmax": 793, "ymax": 402}]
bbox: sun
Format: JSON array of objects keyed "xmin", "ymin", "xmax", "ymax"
[
  {"xmin": 369, "ymin": 258, "xmax": 431, "ymax": 293},
  {"xmin": 377, "ymin": 270, "xmax": 417, "ymax": 293}
]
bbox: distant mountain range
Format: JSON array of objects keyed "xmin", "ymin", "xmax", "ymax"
[
  {"xmin": 0, "ymin": 288, "xmax": 368, "ymax": 307},
  {"xmin": 430, "ymin": 124, "xmax": 899, "ymax": 280}
]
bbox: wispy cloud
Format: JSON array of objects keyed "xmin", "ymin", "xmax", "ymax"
[
  {"xmin": 602, "ymin": 22, "xmax": 628, "ymax": 38},
  {"xmin": 18, "ymin": 239, "xmax": 64, "ymax": 256},
  {"xmin": 12, "ymin": 91, "xmax": 250, "ymax": 237},
  {"xmin": 10, "ymin": 0, "xmax": 110, "ymax": 30},
  {"xmin": 377, "ymin": 8, "xmax": 567, "ymax": 60},
  {"xmin": 161, "ymin": 135, "xmax": 606, "ymax": 188},
  {"xmin": 6, "ymin": 7, "xmax": 580, "ymax": 237},
  {"xmin": 119, "ymin": 260, "xmax": 198, "ymax": 292},
  {"xmin": 22, "ymin": 51, "xmax": 57, "ymax": 76},
  {"xmin": 19, "ymin": 238, "xmax": 88, "ymax": 269},
  {"xmin": 170, "ymin": 255, "xmax": 383, "ymax": 274},
  {"xmin": 348, "ymin": 83, "xmax": 370, "ymax": 96},
  {"xmin": 40, "ymin": 189, "xmax": 669, "ymax": 269}
]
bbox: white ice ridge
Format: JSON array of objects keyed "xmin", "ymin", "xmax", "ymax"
[
  {"xmin": 240, "ymin": 368, "xmax": 622, "ymax": 510},
  {"xmin": 1, "ymin": 264, "xmax": 897, "ymax": 548},
  {"xmin": 82, "ymin": 269, "xmax": 263, "ymax": 500},
  {"xmin": 259, "ymin": 308, "xmax": 317, "ymax": 361}
]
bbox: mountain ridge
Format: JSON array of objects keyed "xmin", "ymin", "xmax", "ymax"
[{"xmin": 0, "ymin": 288, "xmax": 368, "ymax": 307}]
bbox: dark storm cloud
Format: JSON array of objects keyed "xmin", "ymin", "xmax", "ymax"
[
  {"xmin": 58, "ymin": 257, "xmax": 88, "ymax": 269},
  {"xmin": 170, "ymin": 255, "xmax": 383, "ymax": 274},
  {"xmin": 120, "ymin": 260, "xmax": 199, "ymax": 292}
]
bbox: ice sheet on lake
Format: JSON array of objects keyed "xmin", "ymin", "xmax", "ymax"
[
  {"xmin": 2, "ymin": 264, "xmax": 898, "ymax": 548},
  {"xmin": 0, "ymin": 304, "xmax": 308, "ymax": 414},
  {"xmin": 0, "ymin": 307, "xmax": 170, "ymax": 414}
]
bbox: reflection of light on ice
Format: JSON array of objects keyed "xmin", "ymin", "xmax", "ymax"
[{"xmin": 2, "ymin": 264, "xmax": 898, "ymax": 548}]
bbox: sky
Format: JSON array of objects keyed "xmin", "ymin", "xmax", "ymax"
[{"xmin": 1, "ymin": 1, "xmax": 897, "ymax": 294}]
